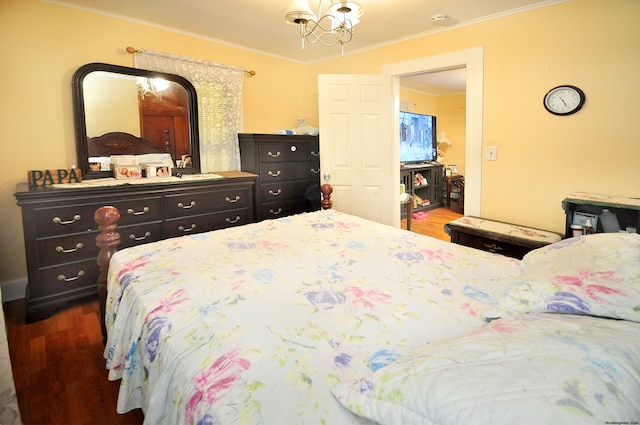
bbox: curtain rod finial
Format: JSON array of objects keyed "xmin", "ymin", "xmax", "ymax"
[{"xmin": 126, "ymin": 46, "xmax": 140, "ymax": 54}]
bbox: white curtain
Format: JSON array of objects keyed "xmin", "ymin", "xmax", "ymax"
[{"xmin": 134, "ymin": 49, "xmax": 244, "ymax": 172}]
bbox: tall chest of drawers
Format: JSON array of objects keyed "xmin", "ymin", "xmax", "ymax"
[
  {"xmin": 239, "ymin": 133, "xmax": 320, "ymax": 221},
  {"xmin": 14, "ymin": 172, "xmax": 256, "ymax": 322}
]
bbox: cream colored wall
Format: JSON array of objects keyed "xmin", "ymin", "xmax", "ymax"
[
  {"xmin": 307, "ymin": 0, "xmax": 640, "ymax": 231},
  {"xmin": 1, "ymin": 0, "xmax": 639, "ymax": 292},
  {"xmin": 0, "ymin": 0, "xmax": 309, "ymax": 289},
  {"xmin": 437, "ymin": 94, "xmax": 466, "ymax": 173}
]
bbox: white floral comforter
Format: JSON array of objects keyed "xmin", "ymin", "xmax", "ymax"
[{"xmin": 104, "ymin": 209, "xmax": 523, "ymax": 425}]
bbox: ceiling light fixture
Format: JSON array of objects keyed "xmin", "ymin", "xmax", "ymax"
[
  {"xmin": 285, "ymin": 0, "xmax": 363, "ymax": 54},
  {"xmin": 135, "ymin": 77, "xmax": 170, "ymax": 99}
]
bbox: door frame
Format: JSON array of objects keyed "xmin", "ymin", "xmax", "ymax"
[{"xmin": 381, "ymin": 47, "xmax": 484, "ymax": 218}]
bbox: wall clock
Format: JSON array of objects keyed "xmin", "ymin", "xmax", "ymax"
[{"xmin": 543, "ymin": 85, "xmax": 586, "ymax": 116}]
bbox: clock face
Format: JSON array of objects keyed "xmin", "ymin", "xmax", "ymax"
[{"xmin": 543, "ymin": 85, "xmax": 585, "ymax": 116}]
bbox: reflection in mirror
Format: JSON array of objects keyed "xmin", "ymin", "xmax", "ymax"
[{"xmin": 73, "ymin": 63, "xmax": 200, "ymax": 179}]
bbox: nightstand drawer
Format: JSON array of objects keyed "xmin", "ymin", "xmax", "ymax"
[{"xmin": 451, "ymin": 232, "xmax": 531, "ymax": 259}]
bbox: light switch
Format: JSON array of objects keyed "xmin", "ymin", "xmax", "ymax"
[{"xmin": 486, "ymin": 146, "xmax": 497, "ymax": 161}]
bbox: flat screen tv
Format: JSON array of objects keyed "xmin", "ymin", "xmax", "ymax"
[{"xmin": 399, "ymin": 111, "xmax": 437, "ymax": 164}]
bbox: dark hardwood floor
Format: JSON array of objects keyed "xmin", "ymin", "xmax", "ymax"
[{"xmin": 3, "ymin": 206, "xmax": 462, "ymax": 425}]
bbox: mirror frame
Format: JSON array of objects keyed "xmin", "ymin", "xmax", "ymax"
[{"xmin": 72, "ymin": 62, "xmax": 200, "ymax": 179}]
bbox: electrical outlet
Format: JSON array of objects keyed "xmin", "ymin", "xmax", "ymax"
[{"xmin": 486, "ymin": 146, "xmax": 497, "ymax": 161}]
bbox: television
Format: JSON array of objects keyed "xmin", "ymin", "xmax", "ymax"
[{"xmin": 399, "ymin": 111, "xmax": 437, "ymax": 164}]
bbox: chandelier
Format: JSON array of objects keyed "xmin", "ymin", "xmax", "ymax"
[
  {"xmin": 135, "ymin": 77, "xmax": 170, "ymax": 99},
  {"xmin": 285, "ymin": 0, "xmax": 363, "ymax": 53}
]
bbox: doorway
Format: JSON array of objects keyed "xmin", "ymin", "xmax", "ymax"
[{"xmin": 382, "ymin": 47, "xmax": 483, "ymax": 218}]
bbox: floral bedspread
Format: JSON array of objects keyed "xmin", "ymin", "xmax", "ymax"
[{"xmin": 104, "ymin": 210, "xmax": 522, "ymax": 425}]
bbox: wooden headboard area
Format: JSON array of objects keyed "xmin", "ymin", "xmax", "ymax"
[{"xmin": 87, "ymin": 131, "xmax": 169, "ymax": 157}]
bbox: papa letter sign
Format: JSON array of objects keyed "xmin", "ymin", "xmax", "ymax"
[{"xmin": 28, "ymin": 169, "xmax": 82, "ymax": 187}]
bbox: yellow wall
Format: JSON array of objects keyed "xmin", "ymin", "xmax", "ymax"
[{"xmin": 1, "ymin": 0, "xmax": 639, "ymax": 291}]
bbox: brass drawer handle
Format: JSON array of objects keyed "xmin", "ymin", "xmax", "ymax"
[
  {"xmin": 225, "ymin": 216, "xmax": 241, "ymax": 224},
  {"xmin": 129, "ymin": 231, "xmax": 151, "ymax": 241},
  {"xmin": 268, "ymin": 170, "xmax": 282, "ymax": 177},
  {"xmin": 53, "ymin": 215, "xmax": 81, "ymax": 225},
  {"xmin": 225, "ymin": 196, "xmax": 241, "ymax": 203},
  {"xmin": 483, "ymin": 243, "xmax": 504, "ymax": 252},
  {"xmin": 311, "ymin": 168, "xmax": 319, "ymax": 174},
  {"xmin": 57, "ymin": 270, "xmax": 85, "ymax": 282},
  {"xmin": 268, "ymin": 189, "xmax": 282, "ymax": 196},
  {"xmin": 127, "ymin": 206, "xmax": 150, "ymax": 216},
  {"xmin": 268, "ymin": 151, "xmax": 281, "ymax": 157},
  {"xmin": 269, "ymin": 208, "xmax": 283, "ymax": 215},
  {"xmin": 55, "ymin": 242, "xmax": 83, "ymax": 253},
  {"xmin": 178, "ymin": 224, "xmax": 196, "ymax": 232},
  {"xmin": 177, "ymin": 201, "xmax": 196, "ymax": 209},
  {"xmin": 311, "ymin": 151, "xmax": 319, "ymax": 157}
]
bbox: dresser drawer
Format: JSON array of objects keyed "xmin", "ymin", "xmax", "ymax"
[
  {"xmin": 260, "ymin": 180, "xmax": 318, "ymax": 202},
  {"xmin": 259, "ymin": 143, "xmax": 319, "ymax": 162},
  {"xmin": 34, "ymin": 196, "xmax": 163, "ymax": 236},
  {"xmin": 259, "ymin": 162, "xmax": 320, "ymax": 181},
  {"xmin": 165, "ymin": 187, "xmax": 251, "ymax": 218},
  {"xmin": 165, "ymin": 209, "xmax": 252, "ymax": 238},
  {"xmin": 30, "ymin": 259, "xmax": 99, "ymax": 300},
  {"xmin": 118, "ymin": 221, "xmax": 164, "ymax": 250},
  {"xmin": 37, "ymin": 231, "xmax": 99, "ymax": 267},
  {"xmin": 258, "ymin": 199, "xmax": 311, "ymax": 220}
]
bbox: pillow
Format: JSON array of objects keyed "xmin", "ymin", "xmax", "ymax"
[
  {"xmin": 496, "ymin": 233, "xmax": 640, "ymax": 322},
  {"xmin": 332, "ymin": 314, "xmax": 640, "ymax": 425}
]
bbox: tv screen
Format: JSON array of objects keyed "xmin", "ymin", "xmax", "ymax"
[{"xmin": 399, "ymin": 111, "xmax": 436, "ymax": 164}]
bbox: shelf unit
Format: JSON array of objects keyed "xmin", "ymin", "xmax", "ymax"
[
  {"xmin": 562, "ymin": 192, "xmax": 640, "ymax": 238},
  {"xmin": 400, "ymin": 163, "xmax": 444, "ymax": 218}
]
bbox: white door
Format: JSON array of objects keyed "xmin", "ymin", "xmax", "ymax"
[{"xmin": 318, "ymin": 74, "xmax": 399, "ymax": 226}]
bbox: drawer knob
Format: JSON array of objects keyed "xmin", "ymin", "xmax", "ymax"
[
  {"xmin": 268, "ymin": 170, "xmax": 282, "ymax": 177},
  {"xmin": 57, "ymin": 270, "xmax": 85, "ymax": 282},
  {"xmin": 268, "ymin": 151, "xmax": 281, "ymax": 157},
  {"xmin": 268, "ymin": 189, "xmax": 282, "ymax": 196},
  {"xmin": 269, "ymin": 208, "xmax": 283, "ymax": 215},
  {"xmin": 53, "ymin": 215, "xmax": 81, "ymax": 225},
  {"xmin": 178, "ymin": 224, "xmax": 197, "ymax": 232},
  {"xmin": 290, "ymin": 145, "xmax": 297, "ymax": 152},
  {"xmin": 177, "ymin": 201, "xmax": 196, "ymax": 209},
  {"xmin": 311, "ymin": 151, "xmax": 319, "ymax": 157},
  {"xmin": 311, "ymin": 168, "xmax": 320, "ymax": 174},
  {"xmin": 129, "ymin": 231, "xmax": 152, "ymax": 241},
  {"xmin": 225, "ymin": 216, "xmax": 241, "ymax": 224},
  {"xmin": 55, "ymin": 242, "xmax": 83, "ymax": 253},
  {"xmin": 225, "ymin": 195, "xmax": 241, "ymax": 203},
  {"xmin": 127, "ymin": 206, "xmax": 150, "ymax": 216}
]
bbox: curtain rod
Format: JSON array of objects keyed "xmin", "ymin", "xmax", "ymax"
[{"xmin": 126, "ymin": 46, "xmax": 255, "ymax": 76}]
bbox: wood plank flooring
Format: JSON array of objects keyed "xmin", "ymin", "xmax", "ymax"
[{"xmin": 3, "ymin": 207, "xmax": 462, "ymax": 425}]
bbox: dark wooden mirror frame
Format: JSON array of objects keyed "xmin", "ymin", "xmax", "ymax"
[{"xmin": 72, "ymin": 62, "xmax": 200, "ymax": 179}]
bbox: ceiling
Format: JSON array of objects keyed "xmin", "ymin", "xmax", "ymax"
[{"xmin": 51, "ymin": 0, "xmax": 563, "ymax": 94}]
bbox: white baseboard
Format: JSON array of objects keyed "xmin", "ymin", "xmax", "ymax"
[{"xmin": 1, "ymin": 278, "xmax": 27, "ymax": 302}]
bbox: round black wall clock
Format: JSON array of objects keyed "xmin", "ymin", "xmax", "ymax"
[{"xmin": 543, "ymin": 85, "xmax": 586, "ymax": 116}]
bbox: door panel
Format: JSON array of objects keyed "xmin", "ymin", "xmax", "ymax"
[{"xmin": 318, "ymin": 74, "xmax": 397, "ymax": 226}]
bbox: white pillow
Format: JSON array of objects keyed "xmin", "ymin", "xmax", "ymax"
[
  {"xmin": 496, "ymin": 233, "xmax": 640, "ymax": 322},
  {"xmin": 332, "ymin": 313, "xmax": 640, "ymax": 425}
]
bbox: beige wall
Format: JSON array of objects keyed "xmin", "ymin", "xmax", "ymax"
[{"xmin": 2, "ymin": 0, "xmax": 639, "ymax": 293}]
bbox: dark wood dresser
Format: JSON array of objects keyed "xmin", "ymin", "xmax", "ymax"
[
  {"xmin": 14, "ymin": 171, "xmax": 256, "ymax": 322},
  {"xmin": 239, "ymin": 133, "xmax": 320, "ymax": 221}
]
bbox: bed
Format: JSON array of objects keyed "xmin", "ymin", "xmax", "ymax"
[{"xmin": 95, "ymin": 204, "xmax": 640, "ymax": 425}]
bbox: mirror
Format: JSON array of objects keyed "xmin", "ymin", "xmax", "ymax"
[{"xmin": 72, "ymin": 63, "xmax": 200, "ymax": 179}]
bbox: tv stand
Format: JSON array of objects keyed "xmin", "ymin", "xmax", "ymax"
[{"xmin": 400, "ymin": 163, "xmax": 444, "ymax": 218}]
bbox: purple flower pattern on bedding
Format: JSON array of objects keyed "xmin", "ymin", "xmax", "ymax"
[{"xmin": 104, "ymin": 210, "xmax": 524, "ymax": 424}]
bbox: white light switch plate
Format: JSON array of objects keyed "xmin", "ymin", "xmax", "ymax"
[{"xmin": 486, "ymin": 146, "xmax": 497, "ymax": 161}]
